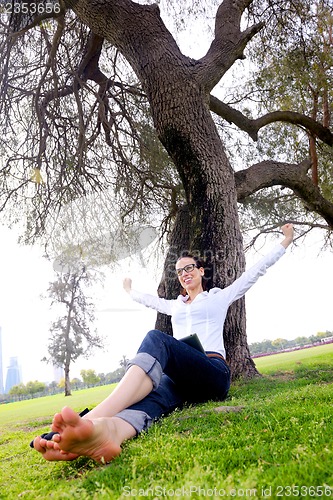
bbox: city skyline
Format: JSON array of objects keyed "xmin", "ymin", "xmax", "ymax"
[
  {"xmin": 4, "ymin": 356, "xmax": 22, "ymax": 394},
  {"xmin": 0, "ymin": 327, "xmax": 23, "ymax": 394}
]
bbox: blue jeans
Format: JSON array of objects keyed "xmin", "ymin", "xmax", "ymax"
[{"xmin": 115, "ymin": 330, "xmax": 231, "ymax": 434}]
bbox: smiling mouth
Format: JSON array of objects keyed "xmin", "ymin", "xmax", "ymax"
[{"xmin": 184, "ymin": 277, "xmax": 192, "ymax": 284}]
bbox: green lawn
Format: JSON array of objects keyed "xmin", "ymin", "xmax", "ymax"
[
  {"xmin": 1, "ymin": 344, "xmax": 333, "ymax": 499},
  {"xmin": 0, "ymin": 384, "xmax": 118, "ymax": 427},
  {"xmin": 255, "ymin": 343, "xmax": 333, "ymax": 373}
]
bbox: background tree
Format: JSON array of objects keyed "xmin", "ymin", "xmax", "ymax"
[
  {"xmin": 311, "ymin": 331, "xmax": 333, "ymax": 342},
  {"xmin": 71, "ymin": 377, "xmax": 84, "ymax": 389},
  {"xmin": 80, "ymin": 368, "xmax": 100, "ymax": 386},
  {"xmin": 43, "ymin": 265, "xmax": 104, "ymax": 395},
  {"xmin": 25, "ymin": 380, "xmax": 47, "ymax": 394},
  {"xmin": 103, "ymin": 368, "xmax": 127, "ymax": 384},
  {"xmin": 0, "ymin": 0, "xmax": 332, "ymax": 378},
  {"xmin": 9, "ymin": 383, "xmax": 27, "ymax": 396},
  {"xmin": 272, "ymin": 338, "xmax": 287, "ymax": 350},
  {"xmin": 57, "ymin": 378, "xmax": 65, "ymax": 389},
  {"xmin": 249, "ymin": 330, "xmax": 333, "ymax": 355},
  {"xmin": 48, "ymin": 380, "xmax": 61, "ymax": 391}
]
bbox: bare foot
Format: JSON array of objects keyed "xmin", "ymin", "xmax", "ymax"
[
  {"xmin": 32, "ymin": 435, "xmax": 78, "ymax": 461},
  {"xmin": 50, "ymin": 406, "xmax": 122, "ymax": 464}
]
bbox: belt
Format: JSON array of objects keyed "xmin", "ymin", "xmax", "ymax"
[{"xmin": 206, "ymin": 352, "xmax": 227, "ymax": 362}]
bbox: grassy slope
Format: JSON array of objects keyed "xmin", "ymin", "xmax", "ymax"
[{"xmin": 1, "ymin": 344, "xmax": 333, "ymax": 499}]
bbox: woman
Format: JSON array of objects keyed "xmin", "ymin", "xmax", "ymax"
[{"xmin": 32, "ymin": 224, "xmax": 294, "ymax": 463}]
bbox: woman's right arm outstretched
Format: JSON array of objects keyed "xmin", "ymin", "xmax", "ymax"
[{"xmin": 123, "ymin": 277, "xmax": 174, "ymax": 316}]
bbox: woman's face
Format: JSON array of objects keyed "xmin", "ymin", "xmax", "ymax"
[{"xmin": 175, "ymin": 257, "xmax": 204, "ymax": 292}]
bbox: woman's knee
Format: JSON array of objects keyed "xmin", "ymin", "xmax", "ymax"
[
  {"xmin": 145, "ymin": 329, "xmax": 167, "ymax": 340},
  {"xmin": 135, "ymin": 330, "xmax": 172, "ymax": 377},
  {"xmin": 139, "ymin": 330, "xmax": 169, "ymax": 349}
]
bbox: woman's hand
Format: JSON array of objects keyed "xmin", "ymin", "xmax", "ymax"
[
  {"xmin": 280, "ymin": 223, "xmax": 294, "ymax": 248},
  {"xmin": 123, "ymin": 277, "xmax": 132, "ymax": 293}
]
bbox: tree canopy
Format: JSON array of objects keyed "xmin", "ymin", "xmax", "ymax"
[{"xmin": 1, "ymin": 0, "xmax": 332, "ymax": 245}]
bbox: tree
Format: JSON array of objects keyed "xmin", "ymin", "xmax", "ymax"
[
  {"xmin": 80, "ymin": 368, "xmax": 100, "ymax": 385},
  {"xmin": 43, "ymin": 265, "xmax": 104, "ymax": 395},
  {"xmin": 314, "ymin": 331, "xmax": 333, "ymax": 340},
  {"xmin": 272, "ymin": 338, "xmax": 288, "ymax": 350},
  {"xmin": 48, "ymin": 380, "xmax": 60, "ymax": 391},
  {"xmin": 26, "ymin": 380, "xmax": 47, "ymax": 394},
  {"xmin": 1, "ymin": 0, "xmax": 332, "ymax": 378},
  {"xmin": 71, "ymin": 377, "xmax": 83, "ymax": 389},
  {"xmin": 249, "ymin": 338, "xmax": 275, "ymax": 355},
  {"xmin": 57, "ymin": 378, "xmax": 65, "ymax": 389},
  {"xmin": 9, "ymin": 383, "xmax": 27, "ymax": 396}
]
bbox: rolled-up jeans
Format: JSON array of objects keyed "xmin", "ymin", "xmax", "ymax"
[{"xmin": 115, "ymin": 330, "xmax": 231, "ymax": 434}]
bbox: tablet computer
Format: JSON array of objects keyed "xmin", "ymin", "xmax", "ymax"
[{"xmin": 180, "ymin": 333, "xmax": 206, "ymax": 354}]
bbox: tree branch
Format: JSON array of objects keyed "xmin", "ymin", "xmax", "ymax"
[
  {"xmin": 210, "ymin": 95, "xmax": 333, "ymax": 146},
  {"xmin": 235, "ymin": 159, "xmax": 333, "ymax": 228},
  {"xmin": 210, "ymin": 95, "xmax": 258, "ymax": 140},
  {"xmin": 197, "ymin": 0, "xmax": 263, "ymax": 92},
  {"xmin": 77, "ymin": 32, "xmax": 108, "ymax": 85},
  {"xmin": 253, "ymin": 111, "xmax": 333, "ymax": 146}
]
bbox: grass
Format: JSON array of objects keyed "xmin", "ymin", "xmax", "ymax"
[{"xmin": 1, "ymin": 344, "xmax": 333, "ymax": 499}]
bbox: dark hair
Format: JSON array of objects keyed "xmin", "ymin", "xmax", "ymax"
[{"xmin": 176, "ymin": 252, "xmax": 208, "ymax": 293}]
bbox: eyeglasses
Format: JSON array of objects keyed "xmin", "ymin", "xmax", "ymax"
[{"xmin": 176, "ymin": 263, "xmax": 197, "ymax": 276}]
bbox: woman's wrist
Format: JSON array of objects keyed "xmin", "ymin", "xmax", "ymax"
[{"xmin": 281, "ymin": 236, "xmax": 293, "ymax": 249}]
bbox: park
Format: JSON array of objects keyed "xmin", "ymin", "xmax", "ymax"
[
  {"xmin": 1, "ymin": 343, "xmax": 333, "ymax": 497},
  {"xmin": 0, "ymin": 0, "xmax": 332, "ymax": 496}
]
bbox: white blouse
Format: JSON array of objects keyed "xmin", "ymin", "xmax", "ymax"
[{"xmin": 130, "ymin": 244, "xmax": 286, "ymax": 357}]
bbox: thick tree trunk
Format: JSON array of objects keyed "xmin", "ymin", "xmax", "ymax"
[{"xmin": 67, "ymin": 0, "xmax": 259, "ymax": 378}]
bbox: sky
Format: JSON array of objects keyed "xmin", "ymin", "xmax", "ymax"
[{"xmin": 0, "ymin": 224, "xmax": 332, "ymax": 386}]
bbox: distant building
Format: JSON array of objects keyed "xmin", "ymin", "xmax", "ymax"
[
  {"xmin": 53, "ymin": 365, "xmax": 64, "ymax": 383},
  {"xmin": 321, "ymin": 336, "xmax": 333, "ymax": 343},
  {"xmin": 0, "ymin": 326, "xmax": 3, "ymax": 394},
  {"xmin": 5, "ymin": 356, "xmax": 22, "ymax": 394}
]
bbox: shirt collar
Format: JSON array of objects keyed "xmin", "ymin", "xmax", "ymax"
[{"xmin": 179, "ymin": 291, "xmax": 208, "ymax": 303}]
